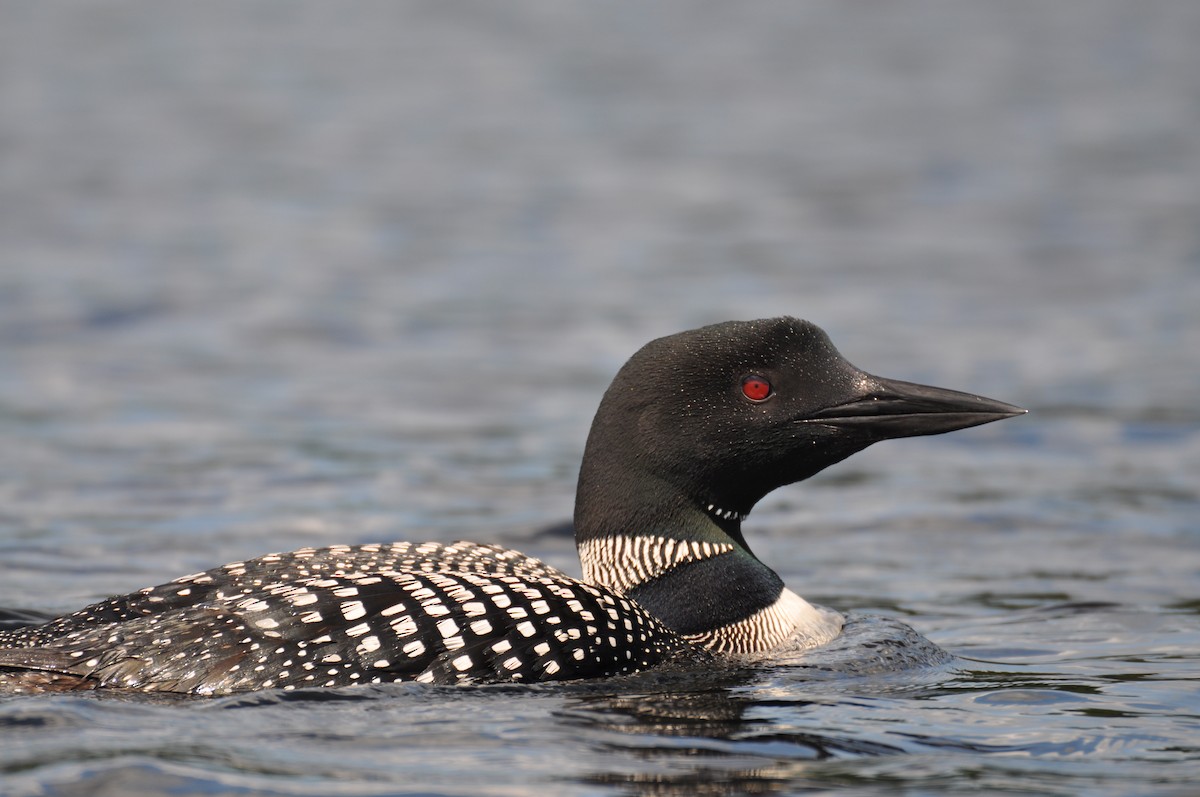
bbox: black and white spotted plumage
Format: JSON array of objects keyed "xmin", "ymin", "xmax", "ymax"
[
  {"xmin": 0, "ymin": 542, "xmax": 562, "ymax": 651},
  {"xmin": 0, "ymin": 542, "xmax": 706, "ymax": 693},
  {"xmin": 0, "ymin": 318, "xmax": 1022, "ymax": 694}
]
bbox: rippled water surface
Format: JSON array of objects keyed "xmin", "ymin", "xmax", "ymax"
[{"xmin": 1, "ymin": 2, "xmax": 1198, "ymax": 795}]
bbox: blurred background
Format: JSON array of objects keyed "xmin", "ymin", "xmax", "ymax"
[
  {"xmin": 0, "ymin": 2, "xmax": 1197, "ymax": 794},
  {"xmin": 1, "ymin": 0, "xmax": 1197, "ymax": 665},
  {"xmin": 1, "ymin": 0, "xmax": 1197, "ymax": 624}
]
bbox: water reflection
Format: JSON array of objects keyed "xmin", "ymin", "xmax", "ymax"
[
  {"xmin": 547, "ymin": 618, "xmax": 1187, "ymax": 797},
  {"xmin": 580, "ymin": 763, "xmax": 817, "ymax": 797},
  {"xmin": 556, "ymin": 672, "xmax": 905, "ymax": 796}
]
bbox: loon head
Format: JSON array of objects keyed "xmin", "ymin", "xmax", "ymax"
[
  {"xmin": 574, "ymin": 318, "xmax": 1024, "ymax": 651},
  {"xmin": 575, "ymin": 317, "xmax": 1025, "ymax": 547}
]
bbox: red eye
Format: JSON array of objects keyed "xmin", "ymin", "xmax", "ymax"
[{"xmin": 741, "ymin": 375, "xmax": 773, "ymax": 402}]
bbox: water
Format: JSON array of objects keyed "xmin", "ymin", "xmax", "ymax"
[{"xmin": 1, "ymin": 1, "xmax": 1198, "ymax": 794}]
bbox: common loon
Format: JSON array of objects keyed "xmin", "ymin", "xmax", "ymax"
[{"xmin": 0, "ymin": 318, "xmax": 1023, "ymax": 694}]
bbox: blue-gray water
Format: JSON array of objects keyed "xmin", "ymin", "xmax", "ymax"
[{"xmin": 1, "ymin": 2, "xmax": 1197, "ymax": 795}]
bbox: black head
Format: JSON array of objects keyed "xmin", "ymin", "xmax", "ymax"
[{"xmin": 575, "ymin": 317, "xmax": 1024, "ymax": 537}]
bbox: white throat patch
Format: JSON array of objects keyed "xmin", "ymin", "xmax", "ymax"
[{"xmin": 705, "ymin": 504, "xmax": 747, "ymax": 522}]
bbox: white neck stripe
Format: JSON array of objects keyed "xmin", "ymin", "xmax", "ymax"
[{"xmin": 579, "ymin": 535, "xmax": 735, "ymax": 595}]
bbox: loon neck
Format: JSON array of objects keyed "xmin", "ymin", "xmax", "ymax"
[{"xmin": 574, "ymin": 471, "xmax": 842, "ymax": 655}]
